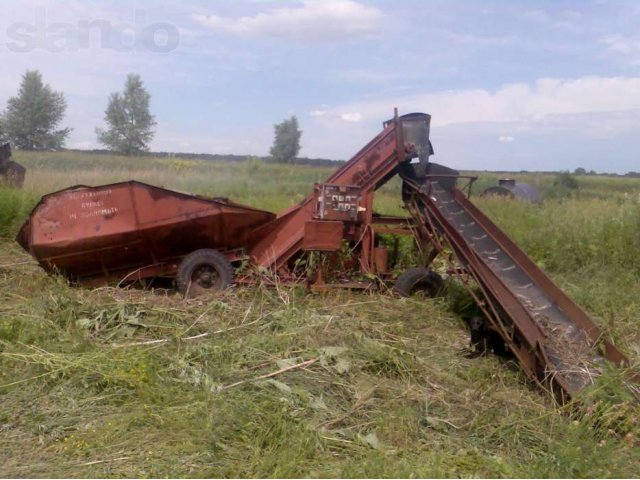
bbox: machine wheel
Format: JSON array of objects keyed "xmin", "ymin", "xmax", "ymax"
[
  {"xmin": 177, "ymin": 249, "xmax": 234, "ymax": 298},
  {"xmin": 393, "ymin": 267, "xmax": 444, "ymax": 297}
]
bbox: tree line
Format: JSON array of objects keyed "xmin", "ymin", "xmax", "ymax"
[
  {"xmin": 0, "ymin": 70, "xmax": 302, "ymax": 163},
  {"xmin": 0, "ymin": 70, "xmax": 156, "ymax": 155}
]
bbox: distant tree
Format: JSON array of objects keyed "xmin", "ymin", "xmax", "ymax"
[
  {"xmin": 96, "ymin": 74, "xmax": 156, "ymax": 155},
  {"xmin": 2, "ymin": 70, "xmax": 71, "ymax": 150},
  {"xmin": 554, "ymin": 171, "xmax": 579, "ymax": 189},
  {"xmin": 270, "ymin": 116, "xmax": 301, "ymax": 163},
  {"xmin": 574, "ymin": 167, "xmax": 587, "ymax": 175}
]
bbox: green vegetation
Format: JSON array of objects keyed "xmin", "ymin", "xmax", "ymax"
[
  {"xmin": 1, "ymin": 151, "xmax": 639, "ymax": 477},
  {"xmin": 1, "ymin": 70, "xmax": 71, "ymax": 150},
  {"xmin": 270, "ymin": 116, "xmax": 302, "ymax": 164},
  {"xmin": 96, "ymin": 74, "xmax": 156, "ymax": 156}
]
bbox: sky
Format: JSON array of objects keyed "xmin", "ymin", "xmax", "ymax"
[{"xmin": 1, "ymin": 0, "xmax": 639, "ymax": 173}]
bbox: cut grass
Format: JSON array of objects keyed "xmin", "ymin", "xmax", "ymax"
[
  {"xmin": 1, "ymin": 243, "xmax": 638, "ymax": 478},
  {"xmin": 0, "ymin": 151, "xmax": 639, "ymax": 477}
]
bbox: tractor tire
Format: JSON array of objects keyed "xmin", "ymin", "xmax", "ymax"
[
  {"xmin": 393, "ymin": 267, "xmax": 444, "ymax": 298},
  {"xmin": 177, "ymin": 249, "xmax": 234, "ymax": 298}
]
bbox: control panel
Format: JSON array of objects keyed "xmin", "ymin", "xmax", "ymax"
[{"xmin": 313, "ymin": 183, "xmax": 361, "ymax": 222}]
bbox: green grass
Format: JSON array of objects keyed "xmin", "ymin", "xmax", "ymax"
[{"xmin": 0, "ymin": 151, "xmax": 639, "ymax": 477}]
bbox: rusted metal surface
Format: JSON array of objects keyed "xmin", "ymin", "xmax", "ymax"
[
  {"xmin": 0, "ymin": 143, "xmax": 26, "ymax": 188},
  {"xmin": 249, "ymin": 111, "xmax": 432, "ymax": 272},
  {"xmin": 373, "ymin": 247, "xmax": 389, "ymax": 273},
  {"xmin": 401, "ymin": 164, "xmax": 630, "ymax": 398},
  {"xmin": 17, "ymin": 180, "xmax": 275, "ymax": 283},
  {"xmin": 302, "ymin": 221, "xmax": 344, "ymax": 251}
]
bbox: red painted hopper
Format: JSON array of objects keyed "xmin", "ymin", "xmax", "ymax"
[{"xmin": 17, "ymin": 181, "xmax": 275, "ymax": 284}]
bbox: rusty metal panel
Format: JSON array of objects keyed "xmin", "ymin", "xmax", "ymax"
[
  {"xmin": 374, "ymin": 247, "xmax": 388, "ymax": 273},
  {"xmin": 302, "ymin": 221, "xmax": 343, "ymax": 251}
]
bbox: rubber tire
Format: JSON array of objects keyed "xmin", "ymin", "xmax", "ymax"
[
  {"xmin": 177, "ymin": 249, "xmax": 234, "ymax": 298},
  {"xmin": 393, "ymin": 267, "xmax": 444, "ymax": 298}
]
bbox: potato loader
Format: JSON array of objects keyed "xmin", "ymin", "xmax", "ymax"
[{"xmin": 16, "ymin": 111, "xmax": 635, "ymax": 401}]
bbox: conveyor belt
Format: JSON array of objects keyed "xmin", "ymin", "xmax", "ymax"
[{"xmin": 403, "ymin": 165, "xmax": 629, "ymax": 396}]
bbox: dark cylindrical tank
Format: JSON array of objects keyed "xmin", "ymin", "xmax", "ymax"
[{"xmin": 482, "ymin": 178, "xmax": 542, "ymax": 204}]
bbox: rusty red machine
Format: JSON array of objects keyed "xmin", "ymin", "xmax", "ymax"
[{"xmin": 17, "ymin": 111, "xmax": 634, "ymax": 400}]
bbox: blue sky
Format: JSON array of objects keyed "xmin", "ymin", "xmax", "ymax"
[{"xmin": 1, "ymin": 0, "xmax": 640, "ymax": 173}]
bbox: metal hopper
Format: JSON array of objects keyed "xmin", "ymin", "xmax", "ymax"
[{"xmin": 17, "ymin": 181, "xmax": 275, "ymax": 285}]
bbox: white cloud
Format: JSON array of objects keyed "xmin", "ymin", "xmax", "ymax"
[
  {"xmin": 601, "ymin": 34, "xmax": 640, "ymax": 65},
  {"xmin": 303, "ymin": 76, "xmax": 640, "ymax": 170},
  {"xmin": 192, "ymin": 0, "xmax": 382, "ymax": 41},
  {"xmin": 314, "ymin": 76, "xmax": 640, "ymax": 128},
  {"xmin": 497, "ymin": 136, "xmax": 514, "ymax": 143},
  {"xmin": 304, "ymin": 109, "xmax": 640, "ymax": 172},
  {"xmin": 310, "ymin": 109, "xmax": 328, "ymax": 117},
  {"xmin": 340, "ymin": 112, "xmax": 363, "ymax": 122}
]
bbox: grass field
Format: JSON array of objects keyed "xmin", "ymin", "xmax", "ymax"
[{"xmin": 1, "ymin": 150, "xmax": 639, "ymax": 477}]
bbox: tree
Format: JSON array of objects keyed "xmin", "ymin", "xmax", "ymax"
[
  {"xmin": 2, "ymin": 70, "xmax": 71, "ymax": 150},
  {"xmin": 270, "ymin": 116, "xmax": 301, "ymax": 163},
  {"xmin": 554, "ymin": 171, "xmax": 579, "ymax": 189},
  {"xmin": 574, "ymin": 167, "xmax": 587, "ymax": 175},
  {"xmin": 96, "ymin": 74, "xmax": 156, "ymax": 155}
]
